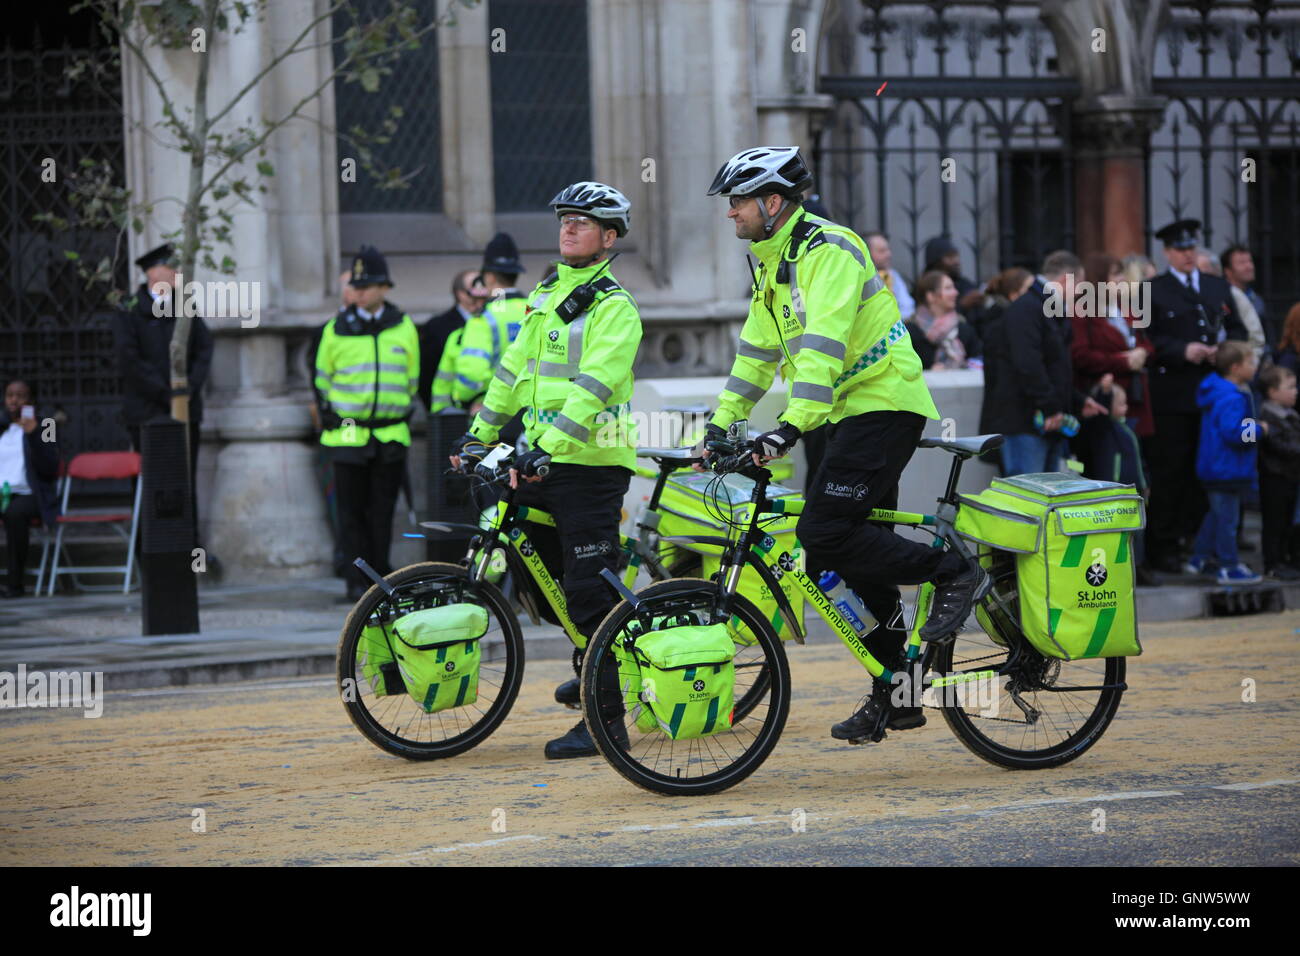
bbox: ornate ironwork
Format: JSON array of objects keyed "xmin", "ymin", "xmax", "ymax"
[
  {"xmin": 1, "ymin": 31, "xmax": 129, "ymax": 455},
  {"xmin": 819, "ymin": 2, "xmax": 1074, "ymax": 280},
  {"xmin": 1152, "ymin": 0, "xmax": 1300, "ymax": 325}
]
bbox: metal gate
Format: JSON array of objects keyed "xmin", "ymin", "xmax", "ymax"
[
  {"xmin": 816, "ymin": 1, "xmax": 1078, "ymax": 281},
  {"xmin": 0, "ymin": 31, "xmax": 129, "ymax": 455}
]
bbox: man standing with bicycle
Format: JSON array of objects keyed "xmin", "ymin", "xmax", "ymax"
[
  {"xmin": 450, "ymin": 182, "xmax": 641, "ymax": 759},
  {"xmin": 703, "ymin": 147, "xmax": 989, "ymax": 743}
]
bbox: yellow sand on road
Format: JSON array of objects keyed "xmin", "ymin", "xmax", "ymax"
[{"xmin": 1, "ymin": 612, "xmax": 1296, "ymax": 865}]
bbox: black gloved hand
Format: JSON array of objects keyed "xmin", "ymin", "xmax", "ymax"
[
  {"xmin": 704, "ymin": 422, "xmax": 728, "ymax": 445},
  {"xmin": 320, "ymin": 408, "xmax": 343, "ymax": 431},
  {"xmin": 753, "ymin": 422, "xmax": 801, "ymax": 459},
  {"xmin": 514, "ymin": 447, "xmax": 551, "ymax": 479},
  {"xmin": 448, "ymin": 432, "xmax": 478, "ymax": 459}
]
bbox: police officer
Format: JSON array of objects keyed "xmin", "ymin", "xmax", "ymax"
[
  {"xmin": 453, "ymin": 233, "xmax": 528, "ymax": 413},
  {"xmin": 419, "ymin": 269, "xmax": 484, "ymax": 412},
  {"xmin": 450, "ymin": 182, "xmax": 640, "ymax": 759},
  {"xmin": 1146, "ymin": 219, "xmax": 1247, "ymax": 574},
  {"xmin": 703, "ymin": 147, "xmax": 985, "ymax": 744},
  {"xmin": 113, "ymin": 243, "xmax": 214, "ymax": 528},
  {"xmin": 315, "ymin": 246, "xmax": 420, "ymax": 601}
]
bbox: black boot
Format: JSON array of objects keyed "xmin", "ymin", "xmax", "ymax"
[
  {"xmin": 830, "ymin": 679, "xmax": 926, "ymax": 744},
  {"xmin": 554, "ymin": 678, "xmax": 580, "ymax": 708},
  {"xmin": 920, "ymin": 562, "xmax": 990, "ymax": 640},
  {"xmin": 543, "ymin": 717, "xmax": 629, "ymax": 759}
]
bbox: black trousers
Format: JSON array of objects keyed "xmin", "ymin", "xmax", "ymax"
[
  {"xmin": 1260, "ymin": 471, "xmax": 1299, "ymax": 570},
  {"xmin": 334, "ymin": 456, "xmax": 406, "ymax": 590},
  {"xmin": 512, "ymin": 462, "xmax": 631, "ymax": 639},
  {"xmin": 2, "ymin": 493, "xmax": 39, "ymax": 592},
  {"xmin": 1144, "ymin": 413, "xmax": 1207, "ymax": 563},
  {"xmin": 796, "ymin": 410, "xmax": 957, "ymax": 665}
]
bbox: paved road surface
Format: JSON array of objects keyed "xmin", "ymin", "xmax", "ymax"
[{"xmin": 2, "ymin": 612, "xmax": 1296, "ymax": 865}]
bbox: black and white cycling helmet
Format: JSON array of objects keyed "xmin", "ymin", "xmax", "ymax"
[
  {"xmin": 707, "ymin": 147, "xmax": 814, "ymax": 198},
  {"xmin": 549, "ymin": 181, "xmax": 631, "ymax": 237}
]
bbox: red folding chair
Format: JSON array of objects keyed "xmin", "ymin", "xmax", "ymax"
[{"xmin": 46, "ymin": 451, "xmax": 142, "ymax": 595}]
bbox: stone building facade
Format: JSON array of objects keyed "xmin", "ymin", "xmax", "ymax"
[{"xmin": 5, "ymin": 0, "xmax": 1297, "ymax": 581}]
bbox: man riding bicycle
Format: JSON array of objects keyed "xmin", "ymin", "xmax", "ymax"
[
  {"xmin": 450, "ymin": 181, "xmax": 641, "ymax": 759},
  {"xmin": 703, "ymin": 147, "xmax": 989, "ymax": 742}
]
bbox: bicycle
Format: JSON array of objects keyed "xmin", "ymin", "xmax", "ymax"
[
  {"xmin": 579, "ymin": 432, "xmax": 1132, "ymax": 796},
  {"xmin": 336, "ymin": 438, "xmax": 733, "ymax": 760}
]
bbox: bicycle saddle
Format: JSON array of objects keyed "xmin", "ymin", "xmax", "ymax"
[
  {"xmin": 917, "ymin": 434, "xmax": 1004, "ymax": 458},
  {"xmin": 636, "ymin": 446, "xmax": 697, "ymax": 460}
]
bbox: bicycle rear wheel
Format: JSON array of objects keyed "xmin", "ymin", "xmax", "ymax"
[
  {"xmin": 580, "ymin": 578, "xmax": 790, "ymax": 796},
  {"xmin": 337, "ymin": 562, "xmax": 525, "ymax": 760},
  {"xmin": 934, "ymin": 556, "xmax": 1125, "ymax": 769}
]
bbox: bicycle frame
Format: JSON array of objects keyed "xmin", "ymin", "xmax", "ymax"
[
  {"xmin": 683, "ymin": 455, "xmax": 1003, "ymax": 692},
  {"xmin": 449, "ymin": 454, "xmax": 700, "ymax": 650}
]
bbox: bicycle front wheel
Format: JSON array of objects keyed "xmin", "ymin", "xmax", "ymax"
[
  {"xmin": 337, "ymin": 562, "xmax": 525, "ymax": 760},
  {"xmin": 580, "ymin": 578, "xmax": 790, "ymax": 796}
]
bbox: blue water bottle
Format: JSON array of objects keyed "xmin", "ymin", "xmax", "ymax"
[
  {"xmin": 1033, "ymin": 409, "xmax": 1080, "ymax": 437},
  {"xmin": 817, "ymin": 571, "xmax": 875, "ymax": 637}
]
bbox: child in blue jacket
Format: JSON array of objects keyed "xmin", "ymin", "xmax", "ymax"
[{"xmin": 1186, "ymin": 341, "xmax": 1263, "ymax": 584}]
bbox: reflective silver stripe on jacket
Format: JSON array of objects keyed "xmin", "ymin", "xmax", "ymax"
[
  {"xmin": 738, "ymin": 340, "xmax": 782, "ymax": 362},
  {"xmin": 377, "ymin": 362, "xmax": 408, "ymax": 375},
  {"xmin": 494, "ymin": 366, "xmax": 516, "ymax": 387},
  {"xmin": 478, "ymin": 408, "xmax": 511, "ymax": 426},
  {"xmin": 802, "ymin": 333, "xmax": 846, "ymax": 361},
  {"xmin": 819, "ymin": 232, "xmax": 868, "ymax": 270},
  {"xmin": 573, "ymin": 373, "xmax": 614, "ymax": 403},
  {"xmin": 329, "ymin": 381, "xmax": 373, "ymax": 393},
  {"xmin": 861, "ymin": 273, "xmax": 886, "ymax": 301},
  {"xmin": 725, "ymin": 374, "xmax": 767, "ymax": 403},
  {"xmin": 785, "ymin": 334, "xmax": 803, "ymax": 356},
  {"xmin": 552, "ymin": 414, "xmax": 590, "ymax": 442},
  {"xmin": 791, "ymin": 381, "xmax": 834, "ymax": 404},
  {"xmin": 788, "ymin": 261, "xmax": 807, "ymax": 329}
]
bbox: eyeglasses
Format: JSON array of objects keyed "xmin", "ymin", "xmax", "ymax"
[
  {"xmin": 559, "ymin": 215, "xmax": 597, "ymax": 230},
  {"xmin": 727, "ymin": 196, "xmax": 755, "ymax": 209}
]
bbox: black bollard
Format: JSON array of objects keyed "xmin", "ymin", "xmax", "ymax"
[{"xmin": 139, "ymin": 417, "xmax": 200, "ymax": 634}]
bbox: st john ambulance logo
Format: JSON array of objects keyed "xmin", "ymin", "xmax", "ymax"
[
  {"xmin": 519, "ymin": 540, "xmax": 535, "ymax": 557},
  {"xmin": 444, "ymin": 661, "xmax": 456, "ymax": 672},
  {"xmin": 548, "ymin": 329, "xmax": 560, "ymax": 342},
  {"xmin": 778, "ymin": 552, "xmax": 796, "ymax": 572},
  {"xmin": 692, "ymin": 679, "xmax": 706, "ymax": 692},
  {"xmin": 1086, "ymin": 562, "xmax": 1108, "ymax": 587}
]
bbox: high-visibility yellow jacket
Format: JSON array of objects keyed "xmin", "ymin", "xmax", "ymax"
[
  {"xmin": 452, "ymin": 291, "xmax": 527, "ymax": 406},
  {"xmin": 315, "ymin": 304, "xmax": 420, "ymax": 446},
  {"xmin": 429, "ymin": 325, "xmax": 465, "ymax": 414},
  {"xmin": 711, "ymin": 209, "xmax": 938, "ymax": 435},
  {"xmin": 468, "ymin": 259, "xmax": 641, "ymax": 469}
]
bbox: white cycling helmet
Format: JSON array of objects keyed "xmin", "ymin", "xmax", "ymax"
[
  {"xmin": 549, "ymin": 181, "xmax": 632, "ymax": 237},
  {"xmin": 707, "ymin": 146, "xmax": 814, "ymax": 198}
]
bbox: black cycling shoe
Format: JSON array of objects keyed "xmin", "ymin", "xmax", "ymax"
[
  {"xmin": 554, "ymin": 678, "xmax": 581, "ymax": 709},
  {"xmin": 830, "ymin": 688, "xmax": 927, "ymax": 744},
  {"xmin": 920, "ymin": 563, "xmax": 990, "ymax": 641},
  {"xmin": 543, "ymin": 718, "xmax": 629, "ymax": 759}
]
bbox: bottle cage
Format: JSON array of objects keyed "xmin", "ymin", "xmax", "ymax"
[{"xmin": 775, "ymin": 217, "xmax": 825, "ymax": 285}]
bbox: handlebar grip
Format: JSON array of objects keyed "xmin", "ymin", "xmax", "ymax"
[{"xmin": 535, "ymin": 455, "xmax": 552, "ymax": 479}]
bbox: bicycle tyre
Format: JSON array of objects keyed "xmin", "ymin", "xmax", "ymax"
[
  {"xmin": 337, "ymin": 562, "xmax": 525, "ymax": 760},
  {"xmin": 580, "ymin": 577, "xmax": 791, "ymax": 796},
  {"xmin": 934, "ymin": 574, "xmax": 1125, "ymax": 770}
]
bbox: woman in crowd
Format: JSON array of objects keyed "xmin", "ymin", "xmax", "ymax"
[
  {"xmin": 1272, "ymin": 303, "xmax": 1300, "ymax": 375},
  {"xmin": 906, "ymin": 269, "xmax": 982, "ymax": 370}
]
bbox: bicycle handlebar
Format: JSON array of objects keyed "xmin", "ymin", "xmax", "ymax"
[{"xmin": 454, "ymin": 443, "xmax": 551, "ymax": 484}]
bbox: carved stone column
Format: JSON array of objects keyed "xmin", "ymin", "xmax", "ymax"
[{"xmin": 1073, "ymin": 103, "xmax": 1166, "ymax": 258}]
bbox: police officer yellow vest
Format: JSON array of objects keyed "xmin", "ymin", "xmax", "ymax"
[
  {"xmin": 315, "ymin": 304, "xmax": 420, "ymax": 446},
  {"xmin": 453, "ymin": 292, "xmax": 528, "ymax": 406}
]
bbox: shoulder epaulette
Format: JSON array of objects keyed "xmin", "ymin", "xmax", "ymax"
[{"xmin": 777, "ymin": 218, "xmax": 824, "ymax": 284}]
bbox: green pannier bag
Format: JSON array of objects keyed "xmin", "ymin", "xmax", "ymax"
[
  {"xmin": 955, "ymin": 473, "xmax": 1145, "ymax": 660},
  {"xmin": 389, "ymin": 604, "xmax": 489, "ymax": 713},
  {"xmin": 631, "ymin": 623, "xmax": 736, "ymax": 739},
  {"xmin": 357, "ymin": 622, "xmax": 407, "ymax": 696}
]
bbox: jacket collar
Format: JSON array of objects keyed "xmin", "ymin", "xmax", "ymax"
[
  {"xmin": 554, "ymin": 258, "xmax": 614, "ymax": 287},
  {"xmin": 748, "ymin": 208, "xmax": 807, "ymax": 269},
  {"xmin": 340, "ymin": 301, "xmax": 403, "ymax": 332}
]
